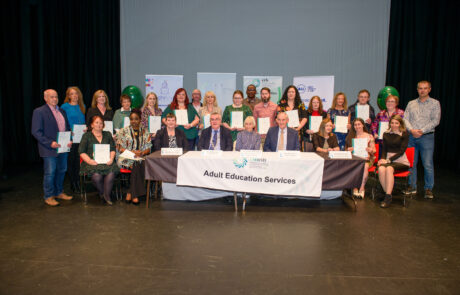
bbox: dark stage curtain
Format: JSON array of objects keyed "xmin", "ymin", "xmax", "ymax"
[
  {"xmin": 386, "ymin": 0, "xmax": 460, "ymax": 172},
  {"xmin": 0, "ymin": 0, "xmax": 121, "ymax": 172}
]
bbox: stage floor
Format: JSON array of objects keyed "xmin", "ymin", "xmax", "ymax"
[{"xmin": 0, "ymin": 165, "xmax": 459, "ymax": 295}]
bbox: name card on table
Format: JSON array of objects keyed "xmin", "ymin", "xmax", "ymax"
[
  {"xmin": 201, "ymin": 150, "xmax": 223, "ymax": 157},
  {"xmin": 278, "ymin": 150, "xmax": 301, "ymax": 159},
  {"xmin": 240, "ymin": 150, "xmax": 263, "ymax": 158},
  {"xmin": 328, "ymin": 151, "xmax": 352, "ymax": 159},
  {"xmin": 378, "ymin": 122, "xmax": 389, "ymax": 139},
  {"xmin": 161, "ymin": 148, "xmax": 183, "ymax": 156},
  {"xmin": 286, "ymin": 110, "xmax": 300, "ymax": 127}
]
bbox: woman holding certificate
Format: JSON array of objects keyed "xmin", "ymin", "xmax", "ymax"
[
  {"xmin": 348, "ymin": 89, "xmax": 376, "ymax": 131},
  {"xmin": 371, "ymin": 95, "xmax": 405, "ymax": 157},
  {"xmin": 235, "ymin": 116, "xmax": 261, "ymax": 151},
  {"xmin": 154, "ymin": 113, "xmax": 188, "ymax": 151},
  {"xmin": 345, "ymin": 118, "xmax": 376, "ymax": 199},
  {"xmin": 86, "ymin": 90, "xmax": 114, "ymax": 126},
  {"xmin": 79, "ymin": 115, "xmax": 119, "ymax": 205},
  {"xmin": 312, "ymin": 118, "xmax": 340, "ymax": 152},
  {"xmin": 112, "ymin": 94, "xmax": 132, "ymax": 132},
  {"xmin": 327, "ymin": 92, "xmax": 350, "ymax": 150},
  {"xmin": 305, "ymin": 96, "xmax": 328, "ymax": 142},
  {"xmin": 161, "ymin": 88, "xmax": 199, "ymax": 150},
  {"xmin": 140, "ymin": 92, "xmax": 163, "ymax": 134},
  {"xmin": 198, "ymin": 91, "xmax": 222, "ymax": 130},
  {"xmin": 377, "ymin": 115, "xmax": 410, "ymax": 208},
  {"xmin": 61, "ymin": 86, "xmax": 86, "ymax": 193},
  {"xmin": 222, "ymin": 90, "xmax": 253, "ymax": 142},
  {"xmin": 116, "ymin": 109, "xmax": 152, "ymax": 205},
  {"xmin": 277, "ymin": 86, "xmax": 308, "ymax": 143}
]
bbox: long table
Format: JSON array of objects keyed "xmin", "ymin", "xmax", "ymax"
[{"xmin": 145, "ymin": 151, "xmax": 365, "ymax": 209}]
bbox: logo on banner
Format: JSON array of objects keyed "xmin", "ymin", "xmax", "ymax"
[
  {"xmin": 307, "ymin": 85, "xmax": 317, "ymax": 92},
  {"xmin": 297, "ymin": 84, "xmax": 306, "ymax": 93},
  {"xmin": 233, "ymin": 158, "xmax": 248, "ymax": 168},
  {"xmin": 251, "ymin": 79, "xmax": 261, "ymax": 87}
]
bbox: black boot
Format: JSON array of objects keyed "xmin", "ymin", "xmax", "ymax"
[{"xmin": 380, "ymin": 194, "xmax": 392, "ymax": 208}]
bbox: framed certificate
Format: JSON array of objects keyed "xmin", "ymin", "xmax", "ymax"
[
  {"xmin": 334, "ymin": 116, "xmax": 348, "ymax": 133},
  {"xmin": 257, "ymin": 117, "xmax": 270, "ymax": 134},
  {"xmin": 286, "ymin": 110, "xmax": 299, "ymax": 127},
  {"xmin": 72, "ymin": 124, "xmax": 86, "ymax": 144},
  {"xmin": 378, "ymin": 121, "xmax": 389, "ymax": 139},
  {"xmin": 93, "ymin": 144, "xmax": 110, "ymax": 164},
  {"xmin": 103, "ymin": 121, "xmax": 113, "ymax": 135},
  {"xmin": 148, "ymin": 116, "xmax": 162, "ymax": 134},
  {"xmin": 356, "ymin": 105, "xmax": 370, "ymax": 121},
  {"xmin": 231, "ymin": 111, "xmax": 243, "ymax": 128},
  {"xmin": 174, "ymin": 110, "xmax": 189, "ymax": 126},
  {"xmin": 203, "ymin": 114, "xmax": 211, "ymax": 129},
  {"xmin": 123, "ymin": 117, "xmax": 130, "ymax": 128},
  {"xmin": 309, "ymin": 116, "xmax": 323, "ymax": 132},
  {"xmin": 57, "ymin": 131, "xmax": 71, "ymax": 153},
  {"xmin": 352, "ymin": 138, "xmax": 368, "ymax": 158}
]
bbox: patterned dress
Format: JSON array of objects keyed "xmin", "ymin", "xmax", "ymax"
[{"xmin": 115, "ymin": 126, "xmax": 152, "ymax": 168}]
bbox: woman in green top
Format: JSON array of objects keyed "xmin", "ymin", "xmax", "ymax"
[
  {"xmin": 79, "ymin": 115, "xmax": 119, "ymax": 205},
  {"xmin": 222, "ymin": 90, "xmax": 253, "ymax": 142},
  {"xmin": 112, "ymin": 94, "xmax": 132, "ymax": 131},
  {"xmin": 161, "ymin": 88, "xmax": 199, "ymax": 150}
]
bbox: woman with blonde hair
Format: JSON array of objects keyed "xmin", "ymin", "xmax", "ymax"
[
  {"xmin": 378, "ymin": 115, "xmax": 410, "ymax": 208},
  {"xmin": 61, "ymin": 86, "xmax": 86, "ymax": 192},
  {"xmin": 312, "ymin": 118, "xmax": 340, "ymax": 153},
  {"xmin": 198, "ymin": 91, "xmax": 222, "ymax": 130},
  {"xmin": 86, "ymin": 89, "xmax": 113, "ymax": 126},
  {"xmin": 140, "ymin": 92, "xmax": 163, "ymax": 133}
]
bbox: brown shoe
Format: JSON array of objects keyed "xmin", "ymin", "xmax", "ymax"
[
  {"xmin": 45, "ymin": 197, "xmax": 60, "ymax": 206},
  {"xmin": 56, "ymin": 193, "xmax": 73, "ymax": 201}
]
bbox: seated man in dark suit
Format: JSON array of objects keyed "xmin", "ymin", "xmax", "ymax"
[
  {"xmin": 263, "ymin": 111, "xmax": 300, "ymax": 152},
  {"xmin": 198, "ymin": 112, "xmax": 233, "ymax": 151}
]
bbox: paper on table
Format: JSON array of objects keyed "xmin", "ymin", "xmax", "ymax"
[
  {"xmin": 286, "ymin": 110, "xmax": 299, "ymax": 127},
  {"xmin": 334, "ymin": 116, "xmax": 348, "ymax": 133},
  {"xmin": 203, "ymin": 114, "xmax": 210, "ymax": 129},
  {"xmin": 57, "ymin": 131, "xmax": 71, "ymax": 153},
  {"xmin": 175, "ymin": 110, "xmax": 188, "ymax": 125},
  {"xmin": 231, "ymin": 111, "xmax": 243, "ymax": 128},
  {"xmin": 72, "ymin": 124, "xmax": 86, "ymax": 143},
  {"xmin": 352, "ymin": 138, "xmax": 368, "ymax": 158},
  {"xmin": 94, "ymin": 144, "xmax": 110, "ymax": 164},
  {"xmin": 149, "ymin": 116, "xmax": 162, "ymax": 134},
  {"xmin": 257, "ymin": 117, "xmax": 270, "ymax": 134},
  {"xmin": 356, "ymin": 105, "xmax": 370, "ymax": 121},
  {"xmin": 103, "ymin": 121, "xmax": 113, "ymax": 135},
  {"xmin": 378, "ymin": 121, "xmax": 389, "ymax": 139},
  {"xmin": 123, "ymin": 117, "xmax": 130, "ymax": 128},
  {"xmin": 309, "ymin": 116, "xmax": 323, "ymax": 132}
]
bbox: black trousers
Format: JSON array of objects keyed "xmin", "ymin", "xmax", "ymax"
[
  {"xmin": 67, "ymin": 143, "xmax": 80, "ymax": 187},
  {"xmin": 128, "ymin": 161, "xmax": 146, "ymax": 198}
]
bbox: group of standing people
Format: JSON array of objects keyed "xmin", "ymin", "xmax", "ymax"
[{"xmin": 31, "ymin": 81, "xmax": 440, "ymax": 209}]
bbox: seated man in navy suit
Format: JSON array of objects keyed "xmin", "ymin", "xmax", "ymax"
[
  {"xmin": 198, "ymin": 112, "xmax": 233, "ymax": 151},
  {"xmin": 31, "ymin": 89, "xmax": 73, "ymax": 206},
  {"xmin": 263, "ymin": 111, "xmax": 300, "ymax": 152}
]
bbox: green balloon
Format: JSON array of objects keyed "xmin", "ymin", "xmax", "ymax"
[
  {"xmin": 122, "ymin": 85, "xmax": 143, "ymax": 108},
  {"xmin": 377, "ymin": 86, "xmax": 400, "ymax": 110}
]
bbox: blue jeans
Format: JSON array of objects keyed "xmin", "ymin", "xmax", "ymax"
[
  {"xmin": 408, "ymin": 133, "xmax": 434, "ymax": 190},
  {"xmin": 43, "ymin": 153, "xmax": 68, "ymax": 199}
]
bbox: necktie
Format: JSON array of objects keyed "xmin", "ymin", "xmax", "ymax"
[
  {"xmin": 278, "ymin": 129, "xmax": 285, "ymax": 151},
  {"xmin": 211, "ymin": 130, "xmax": 218, "ymax": 150}
]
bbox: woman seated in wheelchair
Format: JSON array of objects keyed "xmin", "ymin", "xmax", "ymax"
[
  {"xmin": 377, "ymin": 114, "xmax": 410, "ymax": 208},
  {"xmin": 116, "ymin": 108, "xmax": 152, "ymax": 205}
]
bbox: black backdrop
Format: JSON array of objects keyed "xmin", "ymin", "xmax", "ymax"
[
  {"xmin": 0, "ymin": 0, "xmax": 121, "ymax": 171},
  {"xmin": 386, "ymin": 0, "xmax": 460, "ymax": 172}
]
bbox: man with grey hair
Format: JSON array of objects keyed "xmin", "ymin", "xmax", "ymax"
[
  {"xmin": 197, "ymin": 112, "xmax": 233, "ymax": 151},
  {"xmin": 31, "ymin": 89, "xmax": 73, "ymax": 206}
]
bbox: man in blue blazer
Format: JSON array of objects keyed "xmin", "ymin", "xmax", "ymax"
[
  {"xmin": 31, "ymin": 89, "xmax": 73, "ymax": 206},
  {"xmin": 198, "ymin": 112, "xmax": 233, "ymax": 151},
  {"xmin": 263, "ymin": 112, "xmax": 300, "ymax": 152}
]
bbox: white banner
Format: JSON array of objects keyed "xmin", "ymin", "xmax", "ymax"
[
  {"xmin": 243, "ymin": 76, "xmax": 283, "ymax": 103},
  {"xmin": 145, "ymin": 75, "xmax": 183, "ymax": 110},
  {"xmin": 293, "ymin": 76, "xmax": 334, "ymax": 110},
  {"xmin": 177, "ymin": 151, "xmax": 324, "ymax": 197},
  {"xmin": 197, "ymin": 72, "xmax": 236, "ymax": 108}
]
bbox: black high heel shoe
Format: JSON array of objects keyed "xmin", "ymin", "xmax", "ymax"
[{"xmin": 132, "ymin": 198, "xmax": 140, "ymax": 206}]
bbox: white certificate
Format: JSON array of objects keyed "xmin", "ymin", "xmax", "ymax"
[
  {"xmin": 286, "ymin": 110, "xmax": 300, "ymax": 127},
  {"xmin": 57, "ymin": 131, "xmax": 71, "ymax": 153},
  {"xmin": 378, "ymin": 121, "xmax": 389, "ymax": 139},
  {"xmin": 94, "ymin": 144, "xmax": 110, "ymax": 164},
  {"xmin": 309, "ymin": 116, "xmax": 323, "ymax": 132},
  {"xmin": 356, "ymin": 105, "xmax": 370, "ymax": 121},
  {"xmin": 203, "ymin": 114, "xmax": 210, "ymax": 129},
  {"xmin": 334, "ymin": 116, "xmax": 348, "ymax": 133},
  {"xmin": 231, "ymin": 111, "xmax": 243, "ymax": 128},
  {"xmin": 72, "ymin": 124, "xmax": 86, "ymax": 144},
  {"xmin": 352, "ymin": 138, "xmax": 368, "ymax": 158},
  {"xmin": 149, "ymin": 116, "xmax": 162, "ymax": 134},
  {"xmin": 103, "ymin": 121, "xmax": 113, "ymax": 135},
  {"xmin": 257, "ymin": 117, "xmax": 270, "ymax": 135},
  {"xmin": 123, "ymin": 117, "xmax": 130, "ymax": 128},
  {"xmin": 119, "ymin": 150, "xmax": 138, "ymax": 161},
  {"xmin": 175, "ymin": 110, "xmax": 189, "ymax": 125}
]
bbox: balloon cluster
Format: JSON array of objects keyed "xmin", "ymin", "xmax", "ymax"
[
  {"xmin": 122, "ymin": 85, "xmax": 143, "ymax": 108},
  {"xmin": 377, "ymin": 86, "xmax": 400, "ymax": 110}
]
